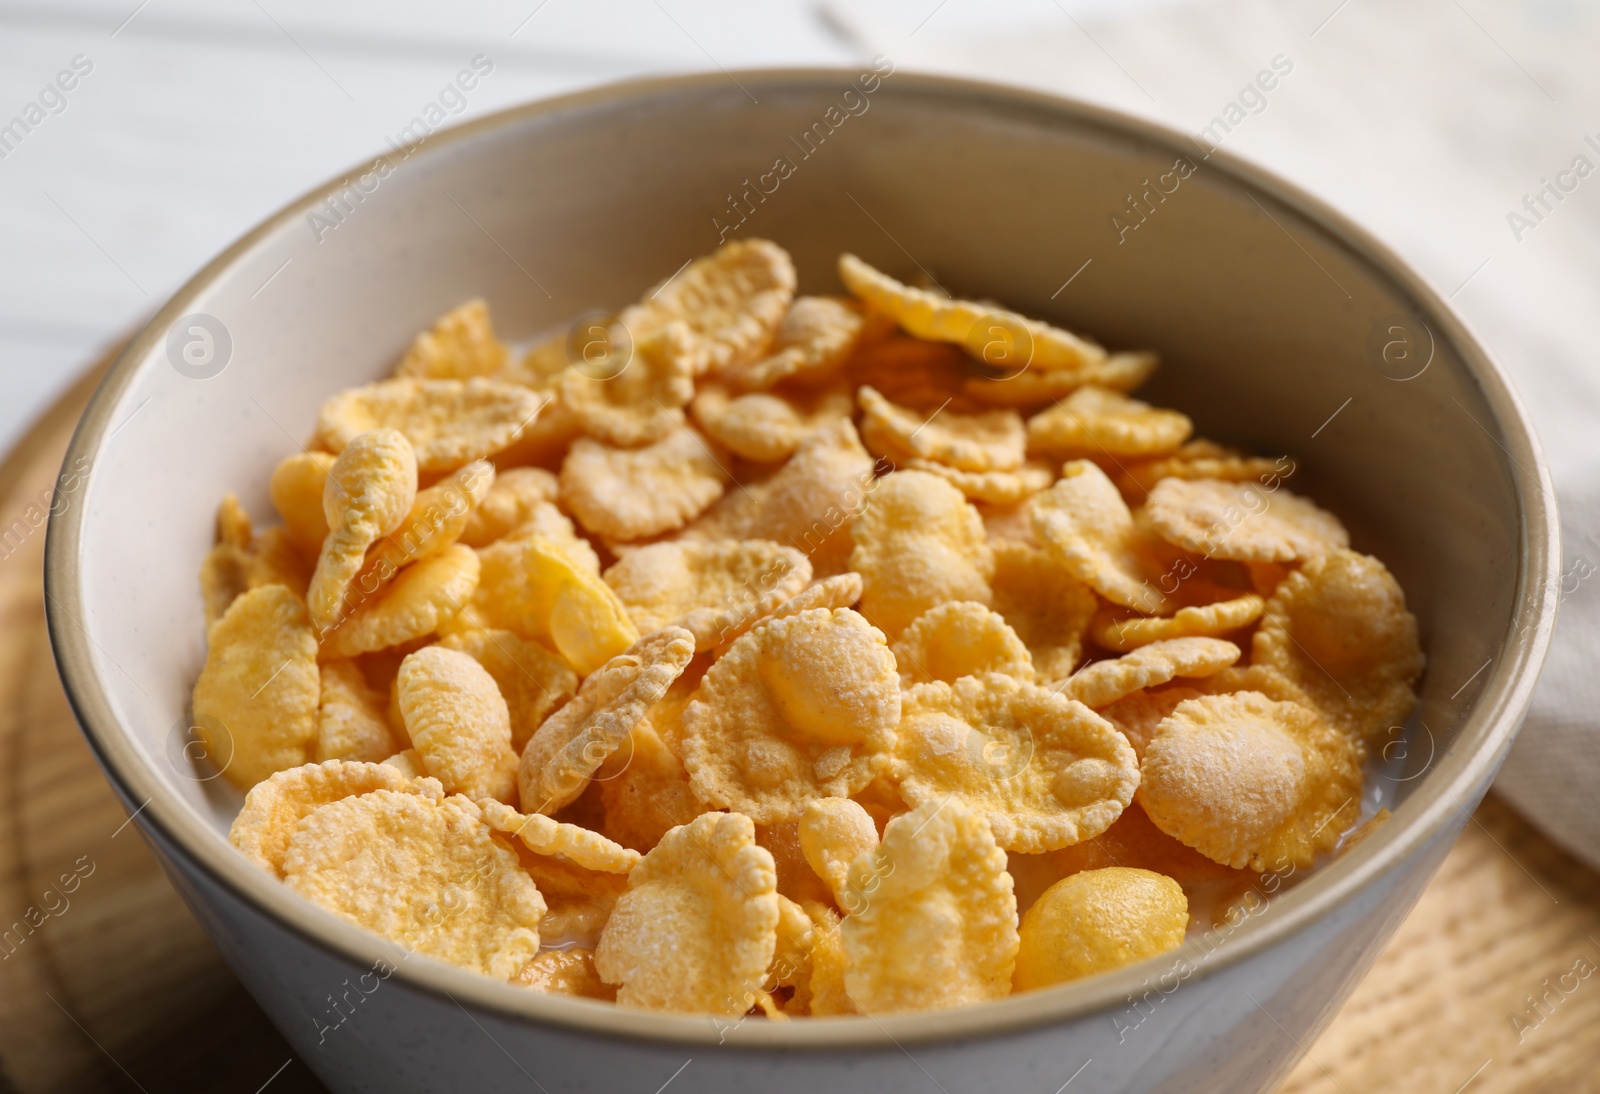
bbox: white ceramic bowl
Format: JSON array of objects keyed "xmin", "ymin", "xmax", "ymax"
[{"xmin": 47, "ymin": 70, "xmax": 1557, "ymax": 1094}]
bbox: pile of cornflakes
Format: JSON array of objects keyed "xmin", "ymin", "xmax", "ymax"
[{"xmin": 196, "ymin": 239, "xmax": 1424, "ymax": 1017}]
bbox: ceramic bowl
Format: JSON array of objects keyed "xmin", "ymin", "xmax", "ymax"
[{"xmin": 46, "ymin": 69, "xmax": 1557, "ymax": 1094}]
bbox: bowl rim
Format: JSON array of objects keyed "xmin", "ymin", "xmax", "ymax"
[{"xmin": 45, "ymin": 66, "xmax": 1559, "ymax": 1050}]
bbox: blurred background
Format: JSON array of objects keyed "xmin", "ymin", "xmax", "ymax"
[{"xmin": 2, "ymin": 1, "xmax": 1598, "ymax": 1091}]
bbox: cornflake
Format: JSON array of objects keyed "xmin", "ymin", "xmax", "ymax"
[
  {"xmin": 437, "ymin": 628, "xmax": 577, "ymax": 752},
  {"xmin": 603, "ymin": 539, "xmax": 812, "ymax": 651},
  {"xmin": 858, "ymin": 385, "xmax": 1025, "ymax": 473},
  {"xmin": 395, "ymin": 299, "xmax": 508, "ymax": 380},
  {"xmin": 320, "ymin": 544, "xmax": 480, "ymax": 659},
  {"xmin": 597, "ymin": 718, "xmax": 709, "ymax": 852},
  {"xmin": 893, "ymin": 673, "xmax": 1138, "ymax": 853},
  {"xmin": 849, "ymin": 469, "xmax": 994, "ymax": 639},
  {"xmin": 1139, "ymin": 692, "xmax": 1363, "ymax": 870},
  {"xmin": 397, "ymin": 645, "xmax": 519, "ymax": 802},
  {"xmin": 458, "ymin": 467, "xmax": 559, "ymax": 547},
  {"xmin": 1064, "ymin": 636, "xmax": 1241, "ymax": 709},
  {"xmin": 1033, "ymin": 460, "xmax": 1167, "ymax": 613},
  {"xmin": 1144, "ymin": 477, "xmax": 1349, "ymax": 563},
  {"xmin": 594, "ymin": 812, "xmax": 779, "ymax": 1014},
  {"xmin": 900, "ymin": 458, "xmax": 1053, "ymax": 506},
  {"xmin": 192, "ymin": 584, "xmax": 321, "ymax": 789},
  {"xmin": 988, "ymin": 540, "xmax": 1097, "ymax": 683},
  {"xmin": 962, "ymin": 352, "xmax": 1159, "ymax": 407},
  {"xmin": 306, "ymin": 428, "xmax": 418, "ymax": 631},
  {"xmin": 560, "ymin": 430, "xmax": 730, "ymax": 542},
  {"xmin": 283, "ymin": 790, "xmax": 543, "ymax": 979},
  {"xmin": 1013, "ymin": 867, "xmax": 1187, "ymax": 990},
  {"xmin": 722, "ymin": 296, "xmax": 867, "ymax": 390},
  {"xmin": 1092, "ymin": 594, "xmax": 1265, "ymax": 653},
  {"xmin": 839, "ymin": 798, "xmax": 1018, "ymax": 1013},
  {"xmin": 1253, "ymin": 549, "xmax": 1424, "ymax": 747},
  {"xmin": 680, "ymin": 608, "xmax": 899, "ymax": 823},
  {"xmin": 1025, "ymin": 386, "xmax": 1192, "ymax": 459},
  {"xmin": 315, "ymin": 659, "xmax": 399, "ymax": 763},
  {"xmin": 269, "ymin": 452, "xmax": 335, "ymax": 557},
  {"xmin": 691, "ymin": 384, "xmax": 853, "ymax": 464},
  {"xmin": 797, "ymin": 797, "xmax": 878, "ymax": 904},
  {"xmin": 559, "ymin": 322, "xmax": 695, "ymax": 447},
  {"xmin": 891, "ymin": 600, "xmax": 1033, "ymax": 686},
  {"xmin": 512, "ymin": 949, "xmax": 616, "ymax": 1000},
  {"xmin": 317, "ymin": 377, "xmax": 547, "ymax": 473}
]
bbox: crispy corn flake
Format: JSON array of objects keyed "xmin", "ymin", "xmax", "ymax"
[
  {"xmin": 438, "ymin": 628, "xmax": 578, "ymax": 752},
  {"xmin": 797, "ymin": 797, "xmax": 878, "ymax": 904},
  {"xmin": 619, "ymin": 239, "xmax": 797, "ymax": 376},
  {"xmin": 560, "ymin": 430, "xmax": 730, "ymax": 542},
  {"xmin": 470, "ymin": 534, "xmax": 635, "ymax": 673},
  {"xmin": 759, "ymin": 573, "xmax": 864, "ymax": 627},
  {"xmin": 978, "ymin": 496, "xmax": 1040, "ymax": 548},
  {"xmin": 900, "ymin": 458, "xmax": 1053, "ymax": 506},
  {"xmin": 320, "ymin": 544, "xmax": 480, "ymax": 659},
  {"xmin": 988, "ymin": 541, "xmax": 1096, "ymax": 684},
  {"xmin": 458, "ymin": 467, "xmax": 559, "ymax": 547},
  {"xmin": 690, "ymin": 383, "xmax": 853, "ymax": 464},
  {"xmin": 838, "ymin": 254, "xmax": 1106, "ymax": 374},
  {"xmin": 962, "ymin": 351, "xmax": 1160, "ymax": 408},
  {"xmin": 1026, "ymin": 386, "xmax": 1192, "ymax": 459},
  {"xmin": 893, "ymin": 673, "xmax": 1138, "ymax": 853},
  {"xmin": 845, "ymin": 334, "xmax": 978, "ymax": 413},
  {"xmin": 1190, "ymin": 663, "xmax": 1319, "ymax": 708},
  {"xmin": 488, "ymin": 392, "xmax": 585, "ymax": 468},
  {"xmin": 307, "ymin": 429, "xmax": 418, "ymax": 630},
  {"xmin": 510, "ymin": 842, "xmax": 628, "ymax": 950},
  {"xmin": 595, "ymin": 812, "xmax": 779, "ymax": 1014},
  {"xmin": 478, "ymin": 799, "xmax": 640, "ymax": 874},
  {"xmin": 283, "ymin": 790, "xmax": 543, "ymax": 978},
  {"xmin": 1253, "ymin": 549, "xmax": 1424, "ymax": 747},
  {"xmin": 789, "ymin": 902, "xmax": 855, "ymax": 1016},
  {"xmin": 1098, "ymin": 685, "xmax": 1203, "ymax": 762},
  {"xmin": 317, "ymin": 377, "xmax": 548, "ymax": 474},
  {"xmin": 397, "ymin": 645, "xmax": 519, "ymax": 802},
  {"xmin": 1092, "ymin": 594, "xmax": 1265, "ymax": 653},
  {"xmin": 681, "ymin": 608, "xmax": 899, "ymax": 824},
  {"xmin": 511, "ymin": 948, "xmax": 617, "ymax": 1000},
  {"xmin": 395, "ymin": 299, "xmax": 509, "ymax": 380},
  {"xmin": 229, "ymin": 759, "xmax": 435, "ymax": 876},
  {"xmin": 603, "ymin": 539, "xmax": 812, "ymax": 652},
  {"xmin": 839, "ymin": 798, "xmax": 1018, "ymax": 1013},
  {"xmin": 381, "ymin": 748, "xmax": 429, "ymax": 779},
  {"xmin": 200, "ymin": 503, "xmax": 313, "ymax": 629},
  {"xmin": 1116, "ymin": 442, "xmax": 1289, "ymax": 502},
  {"xmin": 358, "ymin": 460, "xmax": 493, "ymax": 590},
  {"xmin": 1033, "ymin": 460, "xmax": 1168, "ymax": 613},
  {"xmin": 765, "ymin": 893, "xmax": 816, "ymax": 993},
  {"xmin": 559, "ymin": 322, "xmax": 696, "ymax": 447},
  {"xmin": 849, "ymin": 469, "xmax": 994, "ymax": 639},
  {"xmin": 1139, "ymin": 692, "xmax": 1363, "ymax": 870},
  {"xmin": 1144, "ymin": 478, "xmax": 1349, "ymax": 563},
  {"xmin": 1013, "ymin": 867, "xmax": 1187, "ymax": 991},
  {"xmin": 269, "ymin": 452, "xmax": 335, "ymax": 557},
  {"xmin": 316, "ymin": 659, "xmax": 400, "ymax": 763},
  {"xmin": 891, "ymin": 601, "xmax": 1033, "ymax": 687},
  {"xmin": 192, "ymin": 585, "xmax": 321, "ymax": 788},
  {"xmin": 722, "ymin": 296, "xmax": 866, "ymax": 390},
  {"xmin": 858, "ymin": 385, "xmax": 1026, "ymax": 473},
  {"xmin": 520, "ymin": 627, "xmax": 695, "ymax": 814},
  {"xmin": 598, "ymin": 718, "xmax": 710, "ymax": 852},
  {"xmin": 1065, "ymin": 637, "xmax": 1241, "ymax": 710},
  {"xmin": 755, "ymin": 822, "xmax": 834, "ymax": 906},
  {"xmin": 688, "ymin": 419, "xmax": 876, "ymax": 576}
]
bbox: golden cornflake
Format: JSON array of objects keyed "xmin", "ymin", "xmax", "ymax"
[
  {"xmin": 603, "ymin": 539, "xmax": 811, "ymax": 651},
  {"xmin": 1116, "ymin": 442, "xmax": 1289, "ymax": 503},
  {"xmin": 680, "ymin": 608, "xmax": 900, "ymax": 824},
  {"xmin": 1139, "ymin": 692, "xmax": 1363, "ymax": 870},
  {"xmin": 900, "ymin": 458, "xmax": 1053, "ymax": 505},
  {"xmin": 838, "ymin": 254, "xmax": 1106, "ymax": 374},
  {"xmin": 758, "ymin": 573, "xmax": 864, "ymax": 626},
  {"xmin": 858, "ymin": 385, "xmax": 1026, "ymax": 472},
  {"xmin": 477, "ymin": 799, "xmax": 640, "ymax": 874},
  {"xmin": 317, "ymin": 377, "xmax": 547, "ymax": 473},
  {"xmin": 597, "ymin": 718, "xmax": 709, "ymax": 852},
  {"xmin": 458, "ymin": 467, "xmax": 559, "ymax": 547},
  {"xmin": 721, "ymin": 296, "xmax": 866, "ymax": 390},
  {"xmin": 988, "ymin": 541, "xmax": 1097, "ymax": 683},
  {"xmin": 306, "ymin": 428, "xmax": 418, "ymax": 631},
  {"xmin": 1026, "ymin": 386, "xmax": 1192, "ymax": 459},
  {"xmin": 269, "ymin": 451, "xmax": 335, "ymax": 557},
  {"xmin": 559, "ymin": 430, "xmax": 730, "ymax": 542},
  {"xmin": 1253, "ymin": 548, "xmax": 1424, "ymax": 747},
  {"xmin": 320, "ymin": 544, "xmax": 480, "ymax": 659},
  {"xmin": 559, "ymin": 322, "xmax": 695, "ymax": 447},
  {"xmin": 397, "ymin": 644, "xmax": 519, "ymax": 802},
  {"xmin": 519, "ymin": 627, "xmax": 695, "ymax": 814},
  {"xmin": 283, "ymin": 790, "xmax": 543, "ymax": 979},
  {"xmin": 511, "ymin": 948, "xmax": 616, "ymax": 1000},
  {"xmin": 793, "ymin": 902, "xmax": 855, "ymax": 1016},
  {"xmin": 594, "ymin": 812, "xmax": 779, "ymax": 1014},
  {"xmin": 849, "ymin": 469, "xmax": 994, "ymax": 639},
  {"xmin": 1098, "ymin": 685, "xmax": 1203, "ymax": 762},
  {"xmin": 192, "ymin": 584, "xmax": 321, "ymax": 788},
  {"xmin": 1013, "ymin": 867, "xmax": 1187, "ymax": 990},
  {"xmin": 839, "ymin": 798, "xmax": 1018, "ymax": 1013},
  {"xmin": 619, "ymin": 239, "xmax": 796, "ymax": 376},
  {"xmin": 437, "ymin": 628, "xmax": 578, "ymax": 752},
  {"xmin": 690, "ymin": 383, "xmax": 853, "ymax": 464},
  {"xmin": 845, "ymin": 334, "xmax": 976, "ymax": 413},
  {"xmin": 395, "ymin": 299, "xmax": 509, "ymax": 380},
  {"xmin": 962, "ymin": 351, "xmax": 1160, "ymax": 408},
  {"xmin": 229, "ymin": 759, "xmax": 435, "ymax": 876},
  {"xmin": 1092, "ymin": 594, "xmax": 1265, "ymax": 652},
  {"xmin": 797, "ymin": 797, "xmax": 878, "ymax": 904},
  {"xmin": 1064, "ymin": 637, "xmax": 1241, "ymax": 710},
  {"xmin": 893, "ymin": 673, "xmax": 1138, "ymax": 853},
  {"xmin": 891, "ymin": 600, "xmax": 1033, "ymax": 686},
  {"xmin": 1144, "ymin": 477, "xmax": 1349, "ymax": 563},
  {"xmin": 316, "ymin": 659, "xmax": 399, "ymax": 763},
  {"xmin": 1032, "ymin": 460, "xmax": 1167, "ymax": 613},
  {"xmin": 469, "ymin": 534, "xmax": 636, "ymax": 674}
]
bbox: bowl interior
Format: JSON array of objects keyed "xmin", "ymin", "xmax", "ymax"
[{"xmin": 55, "ymin": 70, "xmax": 1542, "ymax": 1028}]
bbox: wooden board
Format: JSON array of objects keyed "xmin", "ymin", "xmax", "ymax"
[{"xmin": 0, "ymin": 359, "xmax": 1596, "ymax": 1094}]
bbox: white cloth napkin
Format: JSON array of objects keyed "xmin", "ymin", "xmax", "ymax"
[{"xmin": 826, "ymin": 0, "xmax": 1600, "ymax": 870}]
